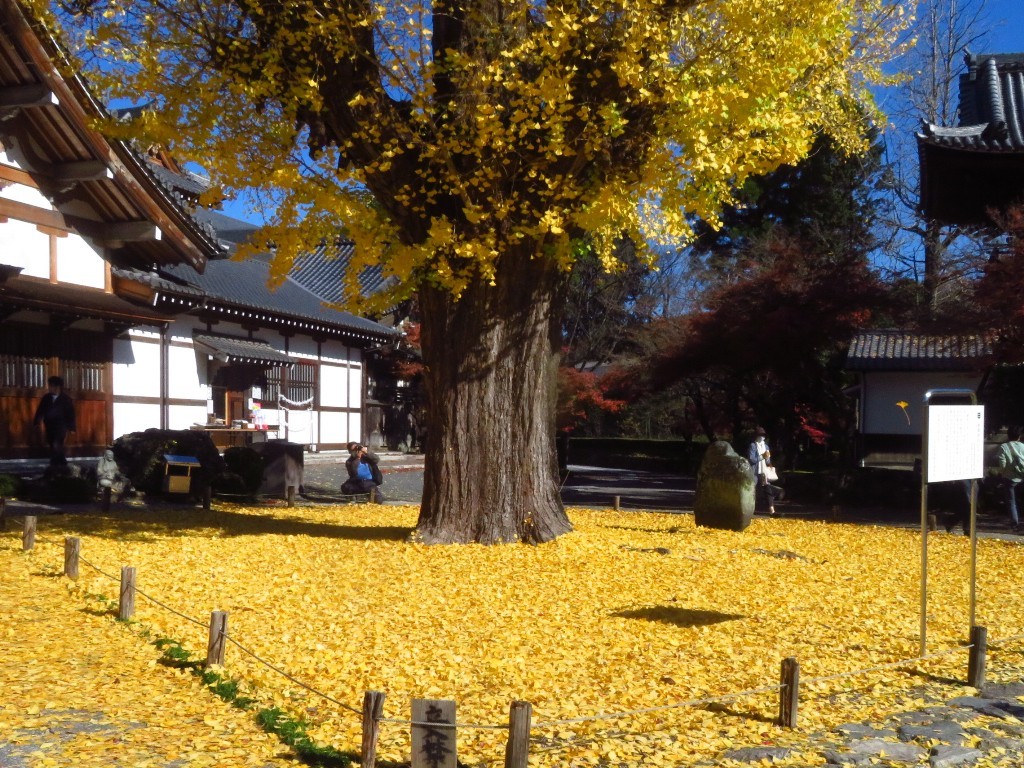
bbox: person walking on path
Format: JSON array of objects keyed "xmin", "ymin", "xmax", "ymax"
[
  {"xmin": 747, "ymin": 426, "xmax": 782, "ymax": 516},
  {"xmin": 33, "ymin": 375, "xmax": 76, "ymax": 468},
  {"xmin": 996, "ymin": 426, "xmax": 1024, "ymax": 532}
]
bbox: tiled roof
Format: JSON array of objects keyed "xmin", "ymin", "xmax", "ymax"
[
  {"xmin": 192, "ymin": 208, "xmax": 393, "ymax": 302},
  {"xmin": 192, "ymin": 208, "xmax": 261, "ymax": 247},
  {"xmin": 193, "ymin": 333, "xmax": 294, "ymax": 366},
  {"xmin": 171, "ymin": 258, "xmax": 396, "ymax": 340},
  {"xmin": 147, "ymin": 163, "xmax": 210, "ymax": 199},
  {"xmin": 918, "ymin": 54, "xmax": 1024, "ymax": 152},
  {"xmin": 846, "ymin": 330, "xmax": 992, "ymax": 371},
  {"xmin": 290, "ymin": 243, "xmax": 391, "ymax": 302}
]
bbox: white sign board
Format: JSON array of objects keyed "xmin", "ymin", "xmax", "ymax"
[{"xmin": 926, "ymin": 405, "xmax": 985, "ymax": 483}]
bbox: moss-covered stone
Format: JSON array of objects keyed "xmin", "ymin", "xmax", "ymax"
[{"xmin": 694, "ymin": 441, "xmax": 754, "ymax": 531}]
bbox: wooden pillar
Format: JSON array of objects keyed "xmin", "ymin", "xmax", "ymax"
[
  {"xmin": 504, "ymin": 701, "xmax": 532, "ymax": 768},
  {"xmin": 119, "ymin": 566, "xmax": 136, "ymax": 620},
  {"xmin": 64, "ymin": 537, "xmax": 80, "ymax": 579},
  {"xmin": 613, "ymin": 496, "xmax": 620, "ymax": 511},
  {"xmin": 361, "ymin": 690, "xmax": 386, "ymax": 768},
  {"xmin": 101, "ymin": 486, "xmax": 112, "ymax": 512},
  {"xmin": 206, "ymin": 610, "xmax": 228, "ymax": 667},
  {"xmin": 287, "ymin": 485, "xmax": 296, "ymax": 508},
  {"xmin": 778, "ymin": 657, "xmax": 799, "ymax": 728},
  {"xmin": 22, "ymin": 516, "xmax": 36, "ymax": 551},
  {"xmin": 968, "ymin": 625, "xmax": 987, "ymax": 689}
]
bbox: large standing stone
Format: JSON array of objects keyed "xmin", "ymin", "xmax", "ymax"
[{"xmin": 694, "ymin": 441, "xmax": 754, "ymax": 531}]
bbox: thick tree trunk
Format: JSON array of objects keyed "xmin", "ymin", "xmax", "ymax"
[{"xmin": 415, "ymin": 250, "xmax": 573, "ymax": 544}]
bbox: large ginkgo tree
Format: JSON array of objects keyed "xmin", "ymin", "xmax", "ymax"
[{"xmin": 36, "ymin": 0, "xmax": 905, "ymax": 543}]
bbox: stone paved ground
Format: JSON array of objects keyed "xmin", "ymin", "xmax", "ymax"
[{"xmin": 717, "ymin": 681, "xmax": 1024, "ymax": 767}]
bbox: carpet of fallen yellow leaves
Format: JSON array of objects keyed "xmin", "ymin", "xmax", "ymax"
[
  {"xmin": 0, "ymin": 530, "xmax": 301, "ymax": 767},
  {"xmin": 6, "ymin": 504, "xmax": 1024, "ymax": 767}
]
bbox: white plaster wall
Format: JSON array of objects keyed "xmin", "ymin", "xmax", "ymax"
[
  {"xmin": 56, "ymin": 233, "xmax": 105, "ymax": 288},
  {"xmin": 320, "ymin": 363, "xmax": 349, "ymax": 408},
  {"xmin": 169, "ymin": 405, "xmax": 209, "ymax": 430},
  {"xmin": 114, "ymin": 332, "xmax": 161, "ymax": 397},
  {"xmin": 281, "ymin": 406, "xmax": 317, "ymax": 445},
  {"xmin": 0, "ymin": 176, "xmax": 51, "ymax": 207},
  {"xmin": 168, "ymin": 344, "xmax": 207, "ymax": 401},
  {"xmin": 348, "ymin": 360, "xmax": 362, "ymax": 409},
  {"xmin": 863, "ymin": 371, "xmax": 983, "ymax": 435},
  {"xmin": 0, "ymin": 218, "xmax": 50, "ymax": 278},
  {"xmin": 319, "ymin": 344, "xmax": 355, "ymax": 365},
  {"xmin": 113, "ymin": 402, "xmax": 161, "ymax": 440},
  {"xmin": 349, "ymin": 411, "xmax": 362, "ymax": 442},
  {"xmin": 287, "ymin": 335, "xmax": 320, "ymax": 358},
  {"xmin": 319, "ymin": 411, "xmax": 348, "ymax": 444}
]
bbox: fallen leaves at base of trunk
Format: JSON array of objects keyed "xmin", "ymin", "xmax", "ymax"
[{"xmin": 5, "ymin": 504, "xmax": 1024, "ymax": 767}]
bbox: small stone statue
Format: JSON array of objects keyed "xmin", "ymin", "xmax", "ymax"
[{"xmin": 96, "ymin": 448, "xmax": 129, "ymax": 497}]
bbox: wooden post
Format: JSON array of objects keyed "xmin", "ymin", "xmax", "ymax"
[
  {"xmin": 369, "ymin": 486, "xmax": 377, "ymax": 504},
  {"xmin": 928, "ymin": 513, "xmax": 938, "ymax": 533},
  {"xmin": 778, "ymin": 657, "xmax": 799, "ymax": 728},
  {"xmin": 411, "ymin": 698, "xmax": 457, "ymax": 768},
  {"xmin": 361, "ymin": 690, "xmax": 386, "ymax": 768},
  {"xmin": 22, "ymin": 515, "xmax": 36, "ymax": 551},
  {"xmin": 206, "ymin": 610, "xmax": 228, "ymax": 667},
  {"xmin": 202, "ymin": 485, "xmax": 212, "ymax": 511},
  {"xmin": 504, "ymin": 701, "xmax": 532, "ymax": 768},
  {"xmin": 101, "ymin": 486, "xmax": 112, "ymax": 512},
  {"xmin": 286, "ymin": 485, "xmax": 296, "ymax": 508},
  {"xmin": 613, "ymin": 495, "xmax": 620, "ymax": 511},
  {"xmin": 118, "ymin": 566, "xmax": 136, "ymax": 620},
  {"xmin": 831, "ymin": 505, "xmax": 841, "ymax": 522},
  {"xmin": 968, "ymin": 625, "xmax": 987, "ymax": 689},
  {"xmin": 64, "ymin": 537, "xmax": 81, "ymax": 579}
]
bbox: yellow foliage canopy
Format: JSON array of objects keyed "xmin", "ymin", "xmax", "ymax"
[{"xmin": 33, "ymin": 0, "xmax": 907, "ymax": 309}]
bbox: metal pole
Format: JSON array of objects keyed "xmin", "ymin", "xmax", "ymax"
[
  {"xmin": 969, "ymin": 478, "xmax": 979, "ymax": 630},
  {"xmin": 920, "ymin": 445, "xmax": 929, "ymax": 658},
  {"xmin": 920, "ymin": 388, "xmax": 979, "ymax": 658}
]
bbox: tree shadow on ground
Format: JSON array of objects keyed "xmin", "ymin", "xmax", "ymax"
[
  {"xmin": 612, "ymin": 605, "xmax": 745, "ymax": 627},
  {"xmin": 36, "ymin": 505, "xmax": 413, "ymax": 543}
]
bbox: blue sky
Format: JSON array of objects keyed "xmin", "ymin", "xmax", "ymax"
[{"xmin": 985, "ymin": 0, "xmax": 1024, "ymax": 52}]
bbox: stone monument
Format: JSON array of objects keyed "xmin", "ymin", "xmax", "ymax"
[{"xmin": 694, "ymin": 440, "xmax": 755, "ymax": 531}]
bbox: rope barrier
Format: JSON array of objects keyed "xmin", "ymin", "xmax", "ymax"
[
  {"xmin": 800, "ymin": 644, "xmax": 971, "ymax": 688},
  {"xmin": 378, "ymin": 716, "xmax": 509, "ymax": 730},
  {"xmin": 78, "ymin": 548, "xmax": 365, "ymax": 719},
  {"xmin": 221, "ymin": 632, "xmax": 364, "ymax": 717}
]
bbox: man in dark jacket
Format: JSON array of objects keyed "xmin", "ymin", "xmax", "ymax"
[
  {"xmin": 342, "ymin": 443, "xmax": 385, "ymax": 501},
  {"xmin": 33, "ymin": 376, "xmax": 76, "ymax": 467}
]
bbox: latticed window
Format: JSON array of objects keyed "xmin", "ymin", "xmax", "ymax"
[
  {"xmin": 263, "ymin": 362, "xmax": 316, "ymax": 406},
  {"xmin": 0, "ymin": 324, "xmax": 109, "ymax": 391},
  {"xmin": 0, "ymin": 353, "xmax": 46, "ymax": 388},
  {"xmin": 286, "ymin": 362, "xmax": 316, "ymax": 405},
  {"xmin": 61, "ymin": 360, "xmax": 105, "ymax": 393}
]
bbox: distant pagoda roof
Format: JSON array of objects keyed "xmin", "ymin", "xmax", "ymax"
[{"xmin": 918, "ymin": 53, "xmax": 1024, "ymax": 225}]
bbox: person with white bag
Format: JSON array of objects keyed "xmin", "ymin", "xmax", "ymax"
[{"xmin": 747, "ymin": 426, "xmax": 783, "ymax": 516}]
